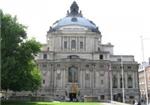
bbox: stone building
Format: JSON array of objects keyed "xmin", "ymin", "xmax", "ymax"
[
  {"xmin": 139, "ymin": 63, "xmax": 150, "ymax": 102},
  {"xmin": 36, "ymin": 1, "xmax": 139, "ymax": 102}
]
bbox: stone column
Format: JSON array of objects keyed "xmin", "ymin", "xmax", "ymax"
[
  {"xmin": 79, "ymin": 69, "xmax": 81, "ymax": 88},
  {"xmin": 134, "ymin": 72, "xmax": 138, "ymax": 88},
  {"xmin": 94, "ymin": 69, "xmax": 96, "ymax": 88},
  {"xmin": 54, "ymin": 70, "xmax": 57, "ymax": 93},
  {"xmin": 118, "ymin": 72, "xmax": 120, "ymax": 88},
  {"xmin": 132, "ymin": 72, "xmax": 135, "ymax": 88},
  {"xmin": 83, "ymin": 70, "xmax": 85, "ymax": 88},
  {"xmin": 90, "ymin": 70, "xmax": 92, "ymax": 88},
  {"xmin": 75, "ymin": 36, "xmax": 77, "ymax": 52},
  {"xmin": 69, "ymin": 36, "xmax": 70, "ymax": 51},
  {"xmin": 125, "ymin": 72, "xmax": 128, "ymax": 89},
  {"xmin": 62, "ymin": 69, "xmax": 65, "ymax": 88},
  {"xmin": 61, "ymin": 70, "xmax": 63, "ymax": 88},
  {"xmin": 77, "ymin": 37, "xmax": 79, "ymax": 51},
  {"xmin": 84, "ymin": 37, "xmax": 86, "ymax": 51}
]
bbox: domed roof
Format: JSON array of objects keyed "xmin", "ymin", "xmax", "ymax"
[
  {"xmin": 52, "ymin": 16, "xmax": 97, "ymax": 29},
  {"xmin": 48, "ymin": 1, "xmax": 100, "ymax": 33}
]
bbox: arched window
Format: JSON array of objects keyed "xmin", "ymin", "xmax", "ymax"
[
  {"xmin": 128, "ymin": 76, "xmax": 133, "ymax": 88},
  {"xmin": 56, "ymin": 73, "xmax": 61, "ymax": 80},
  {"xmin": 120, "ymin": 77, "xmax": 122, "ymax": 88},
  {"xmin": 80, "ymin": 41, "xmax": 83, "ymax": 49},
  {"xmin": 71, "ymin": 40, "xmax": 76, "ymax": 49},
  {"xmin": 68, "ymin": 66, "xmax": 78, "ymax": 82},
  {"xmin": 64, "ymin": 41, "xmax": 67, "ymax": 49},
  {"xmin": 99, "ymin": 54, "xmax": 103, "ymax": 60},
  {"xmin": 43, "ymin": 53, "xmax": 47, "ymax": 59},
  {"xmin": 120, "ymin": 76, "xmax": 125, "ymax": 88},
  {"xmin": 85, "ymin": 71, "xmax": 90, "ymax": 80},
  {"xmin": 113, "ymin": 75, "xmax": 117, "ymax": 88}
]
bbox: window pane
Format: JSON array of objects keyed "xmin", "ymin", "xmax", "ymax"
[
  {"xmin": 128, "ymin": 76, "xmax": 133, "ymax": 88},
  {"xmin": 71, "ymin": 40, "xmax": 76, "ymax": 49},
  {"xmin": 101, "ymin": 80, "xmax": 103, "ymax": 84},
  {"xmin": 80, "ymin": 42, "xmax": 83, "ymax": 49},
  {"xmin": 43, "ymin": 54, "xmax": 47, "ymax": 59},
  {"xmin": 64, "ymin": 41, "xmax": 67, "ymax": 48},
  {"xmin": 99, "ymin": 54, "xmax": 103, "ymax": 59},
  {"xmin": 68, "ymin": 67, "xmax": 78, "ymax": 82},
  {"xmin": 43, "ymin": 80, "xmax": 45, "ymax": 84},
  {"xmin": 113, "ymin": 76, "xmax": 117, "ymax": 88},
  {"xmin": 42, "ymin": 64, "xmax": 47, "ymax": 68},
  {"xmin": 57, "ymin": 73, "xmax": 61, "ymax": 80}
]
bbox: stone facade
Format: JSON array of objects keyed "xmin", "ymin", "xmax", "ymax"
[
  {"xmin": 36, "ymin": 1, "xmax": 140, "ymax": 103},
  {"xmin": 139, "ymin": 65, "xmax": 150, "ymax": 102}
]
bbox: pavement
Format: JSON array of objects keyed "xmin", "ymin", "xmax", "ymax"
[
  {"xmin": 101, "ymin": 101, "xmax": 132, "ymax": 105},
  {"xmin": 102, "ymin": 103, "xmax": 148, "ymax": 105},
  {"xmin": 102, "ymin": 103, "xmax": 113, "ymax": 105}
]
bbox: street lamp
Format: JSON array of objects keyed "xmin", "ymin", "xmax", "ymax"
[
  {"xmin": 141, "ymin": 36, "xmax": 149, "ymax": 105},
  {"xmin": 91, "ymin": 63, "xmax": 95, "ymax": 97},
  {"xmin": 121, "ymin": 56, "xmax": 125, "ymax": 103},
  {"xmin": 108, "ymin": 62, "xmax": 113, "ymax": 102}
]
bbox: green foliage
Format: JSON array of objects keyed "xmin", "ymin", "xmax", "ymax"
[{"xmin": 1, "ymin": 10, "xmax": 41, "ymax": 91}]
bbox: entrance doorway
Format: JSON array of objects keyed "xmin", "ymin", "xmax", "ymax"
[
  {"xmin": 69, "ymin": 93, "xmax": 77, "ymax": 101},
  {"xmin": 113, "ymin": 93, "xmax": 123, "ymax": 102}
]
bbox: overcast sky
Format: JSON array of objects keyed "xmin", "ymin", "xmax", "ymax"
[{"xmin": 1, "ymin": 0, "xmax": 150, "ymax": 63}]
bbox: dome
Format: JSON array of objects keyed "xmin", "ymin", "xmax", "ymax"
[
  {"xmin": 52, "ymin": 17, "xmax": 97, "ymax": 30},
  {"xmin": 48, "ymin": 1, "xmax": 100, "ymax": 33}
]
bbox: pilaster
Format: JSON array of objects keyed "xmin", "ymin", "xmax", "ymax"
[{"xmin": 118, "ymin": 72, "xmax": 120, "ymax": 88}]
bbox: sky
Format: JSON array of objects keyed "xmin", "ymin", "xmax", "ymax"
[{"xmin": 1, "ymin": 0, "xmax": 150, "ymax": 63}]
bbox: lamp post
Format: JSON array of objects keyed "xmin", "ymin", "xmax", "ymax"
[
  {"xmin": 92, "ymin": 64, "xmax": 94, "ymax": 96},
  {"xmin": 109, "ymin": 62, "xmax": 113, "ymax": 102},
  {"xmin": 121, "ymin": 56, "xmax": 125, "ymax": 103},
  {"xmin": 141, "ymin": 36, "xmax": 149, "ymax": 105},
  {"xmin": 91, "ymin": 63, "xmax": 95, "ymax": 97}
]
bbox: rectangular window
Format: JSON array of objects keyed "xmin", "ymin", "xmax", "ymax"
[
  {"xmin": 43, "ymin": 80, "xmax": 45, "ymax": 84},
  {"xmin": 80, "ymin": 42, "xmax": 83, "ymax": 49},
  {"xmin": 57, "ymin": 64, "xmax": 60, "ymax": 67},
  {"xmin": 85, "ymin": 73, "xmax": 90, "ymax": 80},
  {"xmin": 128, "ymin": 66, "xmax": 131, "ymax": 69},
  {"xmin": 113, "ymin": 76, "xmax": 118, "ymax": 88},
  {"xmin": 71, "ymin": 40, "xmax": 76, "ymax": 49},
  {"xmin": 101, "ymin": 95, "xmax": 105, "ymax": 100},
  {"xmin": 98, "ymin": 47, "xmax": 100, "ymax": 51},
  {"xmin": 42, "ymin": 64, "xmax": 47, "ymax": 68},
  {"xmin": 117, "ymin": 58, "xmax": 121, "ymax": 62},
  {"xmin": 56, "ymin": 73, "xmax": 61, "ymax": 80},
  {"xmin": 99, "ymin": 54, "xmax": 103, "ymax": 59},
  {"xmin": 101, "ymin": 80, "xmax": 103, "ymax": 84},
  {"xmin": 64, "ymin": 41, "xmax": 67, "ymax": 49},
  {"xmin": 129, "ymin": 96, "xmax": 134, "ymax": 99},
  {"xmin": 85, "ymin": 64, "xmax": 89, "ymax": 67},
  {"xmin": 43, "ymin": 54, "xmax": 47, "ymax": 59}
]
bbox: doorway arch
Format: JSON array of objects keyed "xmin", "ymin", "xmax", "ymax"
[{"xmin": 68, "ymin": 66, "xmax": 78, "ymax": 83}]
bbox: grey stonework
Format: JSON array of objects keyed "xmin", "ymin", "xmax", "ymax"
[
  {"xmin": 36, "ymin": 58, "xmax": 139, "ymax": 102},
  {"xmin": 35, "ymin": 1, "xmax": 140, "ymax": 103}
]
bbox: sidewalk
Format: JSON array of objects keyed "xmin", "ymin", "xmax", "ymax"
[
  {"xmin": 102, "ymin": 103, "xmax": 113, "ymax": 105},
  {"xmin": 102, "ymin": 101, "xmax": 132, "ymax": 105}
]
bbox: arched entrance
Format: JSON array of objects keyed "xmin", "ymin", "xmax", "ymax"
[
  {"xmin": 68, "ymin": 66, "xmax": 78, "ymax": 83},
  {"xmin": 113, "ymin": 93, "xmax": 123, "ymax": 102},
  {"xmin": 69, "ymin": 93, "xmax": 77, "ymax": 101},
  {"xmin": 68, "ymin": 66, "xmax": 78, "ymax": 101}
]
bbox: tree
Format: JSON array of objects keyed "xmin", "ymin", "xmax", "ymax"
[{"xmin": 1, "ymin": 10, "xmax": 42, "ymax": 91}]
